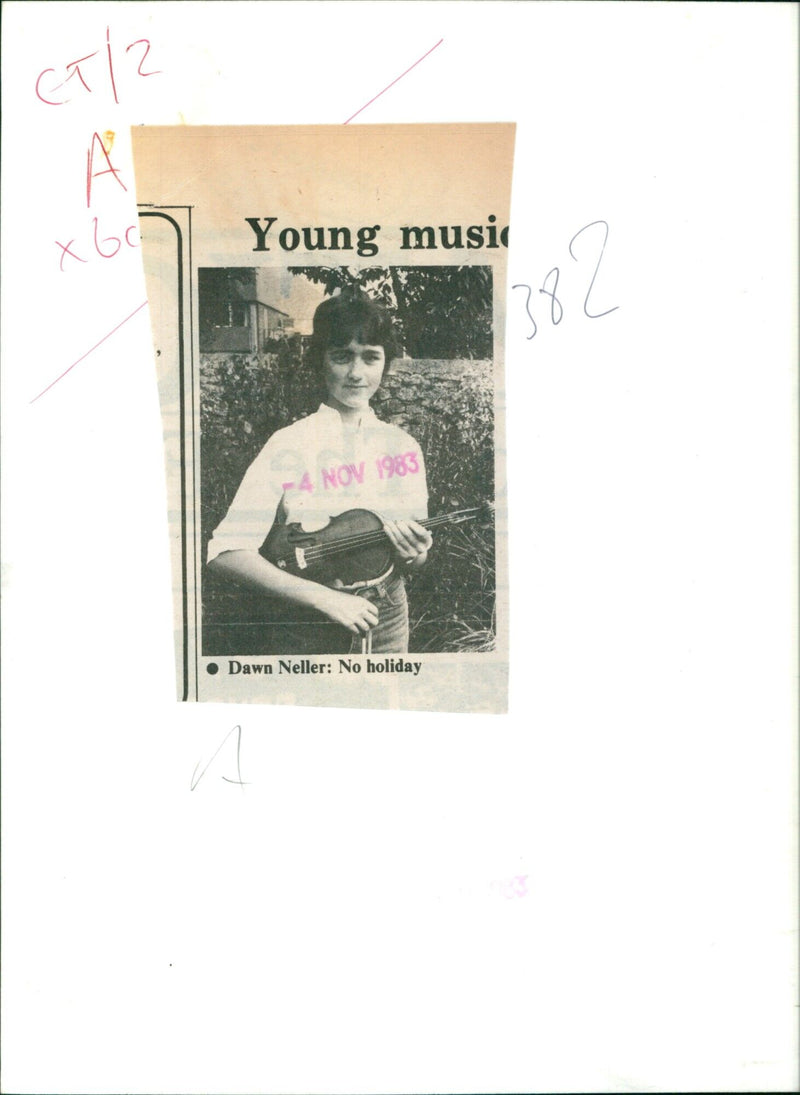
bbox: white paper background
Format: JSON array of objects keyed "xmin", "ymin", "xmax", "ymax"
[{"xmin": 2, "ymin": 3, "xmax": 797, "ymax": 1092}]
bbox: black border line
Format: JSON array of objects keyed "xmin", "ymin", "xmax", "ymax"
[
  {"xmin": 188, "ymin": 205, "xmax": 199, "ymax": 701},
  {"xmin": 138, "ymin": 210, "xmax": 190, "ymax": 702}
]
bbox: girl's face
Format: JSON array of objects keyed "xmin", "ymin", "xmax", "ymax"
[{"xmin": 322, "ymin": 340, "xmax": 385, "ymax": 413}]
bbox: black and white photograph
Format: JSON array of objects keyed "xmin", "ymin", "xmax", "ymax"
[{"xmin": 200, "ymin": 265, "xmax": 497, "ymax": 659}]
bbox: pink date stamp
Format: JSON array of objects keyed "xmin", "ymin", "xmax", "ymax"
[{"xmin": 281, "ymin": 452, "xmax": 421, "ymax": 494}]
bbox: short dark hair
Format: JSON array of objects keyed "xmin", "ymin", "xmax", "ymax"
[{"xmin": 306, "ymin": 288, "xmax": 399, "ymax": 375}]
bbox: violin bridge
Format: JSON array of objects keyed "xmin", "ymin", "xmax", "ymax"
[{"xmin": 294, "ymin": 547, "xmax": 308, "ymax": 570}]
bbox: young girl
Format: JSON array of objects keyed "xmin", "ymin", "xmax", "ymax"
[{"xmin": 206, "ymin": 289, "xmax": 433, "ymax": 653}]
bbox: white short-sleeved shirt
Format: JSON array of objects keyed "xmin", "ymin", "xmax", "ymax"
[{"xmin": 207, "ymin": 403, "xmax": 428, "ymax": 563}]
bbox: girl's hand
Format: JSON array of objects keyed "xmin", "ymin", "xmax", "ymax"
[
  {"xmin": 382, "ymin": 519, "xmax": 433, "ymax": 569},
  {"xmin": 316, "ymin": 588, "xmax": 380, "ymax": 634}
]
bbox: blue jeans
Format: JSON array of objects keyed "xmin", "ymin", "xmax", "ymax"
[{"xmin": 350, "ymin": 573, "xmax": 409, "ymax": 653}]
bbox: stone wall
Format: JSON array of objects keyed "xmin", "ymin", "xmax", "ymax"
[
  {"xmin": 199, "ymin": 352, "xmax": 493, "ymax": 432},
  {"xmin": 373, "ymin": 358, "xmax": 492, "ymax": 429}
]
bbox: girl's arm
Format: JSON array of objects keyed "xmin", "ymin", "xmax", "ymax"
[{"xmin": 208, "ymin": 550, "xmax": 379, "ymax": 635}]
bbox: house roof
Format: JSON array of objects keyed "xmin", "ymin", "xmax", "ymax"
[{"xmin": 228, "ymin": 280, "xmax": 290, "ymax": 317}]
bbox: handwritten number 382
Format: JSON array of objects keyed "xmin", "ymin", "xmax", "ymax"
[{"xmin": 513, "ymin": 220, "xmax": 619, "ymax": 340}]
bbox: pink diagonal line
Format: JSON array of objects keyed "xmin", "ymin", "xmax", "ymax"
[
  {"xmin": 29, "ymin": 299, "xmax": 149, "ymax": 404},
  {"xmin": 343, "ymin": 38, "xmax": 444, "ymax": 125},
  {"xmin": 31, "ymin": 42, "xmax": 442, "ymax": 404}
]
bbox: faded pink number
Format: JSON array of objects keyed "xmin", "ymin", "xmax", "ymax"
[{"xmin": 376, "ymin": 452, "xmax": 420, "ymax": 479}]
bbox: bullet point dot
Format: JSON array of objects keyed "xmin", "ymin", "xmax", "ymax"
[{"xmin": 207, "ymin": 663, "xmax": 219, "ymax": 675}]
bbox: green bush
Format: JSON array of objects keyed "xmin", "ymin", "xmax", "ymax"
[
  {"xmin": 200, "ymin": 336, "xmax": 318, "ymax": 548},
  {"xmin": 399, "ymin": 373, "xmax": 496, "ymax": 652},
  {"xmin": 200, "ymin": 342, "xmax": 496, "ymax": 654}
]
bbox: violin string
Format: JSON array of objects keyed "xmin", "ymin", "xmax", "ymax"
[
  {"xmin": 302, "ymin": 509, "xmax": 480, "ymax": 562},
  {"xmin": 302, "ymin": 512, "xmax": 475, "ymax": 559},
  {"xmin": 302, "ymin": 523, "xmax": 422, "ymax": 561}
]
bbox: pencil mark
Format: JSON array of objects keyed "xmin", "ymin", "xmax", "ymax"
[
  {"xmin": 221, "ymin": 723, "xmax": 247, "ymax": 787},
  {"xmin": 569, "ymin": 219, "xmax": 619, "ymax": 320},
  {"xmin": 190, "ymin": 725, "xmax": 249, "ymax": 791},
  {"xmin": 514, "ymin": 221, "xmax": 620, "ymax": 341},
  {"xmin": 343, "ymin": 38, "xmax": 444, "ymax": 125},
  {"xmin": 539, "ymin": 267, "xmax": 563, "ymax": 326},
  {"xmin": 511, "ymin": 283, "xmax": 537, "ymax": 339},
  {"xmin": 29, "ymin": 299, "xmax": 148, "ymax": 404}
]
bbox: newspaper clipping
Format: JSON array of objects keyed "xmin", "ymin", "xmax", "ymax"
[{"xmin": 132, "ymin": 124, "xmax": 515, "ymax": 712}]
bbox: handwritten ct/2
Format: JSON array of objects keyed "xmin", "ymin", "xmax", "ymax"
[{"xmin": 35, "ymin": 26, "xmax": 160, "ymax": 107}]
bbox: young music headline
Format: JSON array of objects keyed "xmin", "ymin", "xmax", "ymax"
[{"xmin": 245, "ymin": 216, "xmax": 509, "ymax": 257}]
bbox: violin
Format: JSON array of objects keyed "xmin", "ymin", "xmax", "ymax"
[{"xmin": 260, "ymin": 503, "xmax": 492, "ymax": 592}]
